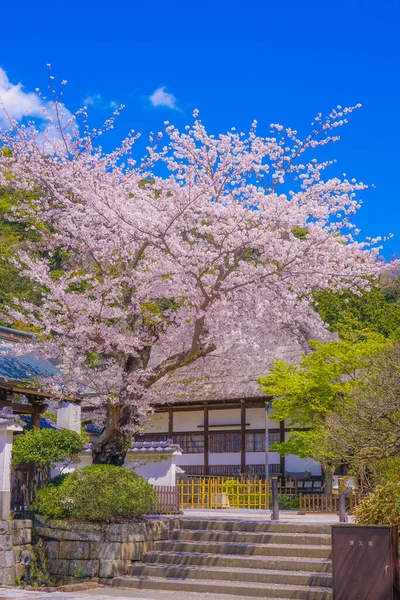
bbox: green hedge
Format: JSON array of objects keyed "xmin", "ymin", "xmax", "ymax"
[{"xmin": 32, "ymin": 465, "xmax": 158, "ymax": 521}]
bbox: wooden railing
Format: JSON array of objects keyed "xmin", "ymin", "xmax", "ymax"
[{"xmin": 153, "ymin": 485, "xmax": 180, "ymax": 514}]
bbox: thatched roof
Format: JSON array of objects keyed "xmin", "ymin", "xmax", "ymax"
[{"xmin": 154, "ymin": 324, "xmax": 319, "ymax": 405}]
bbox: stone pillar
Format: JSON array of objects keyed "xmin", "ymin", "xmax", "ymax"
[
  {"xmin": 0, "ymin": 408, "xmax": 24, "ymax": 519},
  {"xmin": 57, "ymin": 401, "xmax": 81, "ymax": 433}
]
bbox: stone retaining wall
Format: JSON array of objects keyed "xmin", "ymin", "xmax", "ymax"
[
  {"xmin": 34, "ymin": 515, "xmax": 173, "ymax": 581},
  {"xmin": 0, "ymin": 519, "xmax": 32, "ymax": 585}
]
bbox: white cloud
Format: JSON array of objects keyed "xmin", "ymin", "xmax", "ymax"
[
  {"xmin": 84, "ymin": 93, "xmax": 118, "ymax": 110},
  {"xmin": 149, "ymin": 86, "xmax": 177, "ymax": 110},
  {"xmin": 84, "ymin": 93, "xmax": 102, "ymax": 106},
  {"xmin": 0, "ymin": 67, "xmax": 44, "ymax": 125}
]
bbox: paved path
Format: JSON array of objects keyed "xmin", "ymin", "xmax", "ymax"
[
  {"xmin": 0, "ymin": 588, "xmax": 257, "ymax": 600},
  {"xmin": 181, "ymin": 508, "xmax": 352, "ymax": 524}
]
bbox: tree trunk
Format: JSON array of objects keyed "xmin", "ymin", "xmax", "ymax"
[
  {"xmin": 91, "ymin": 403, "xmax": 133, "ymax": 466},
  {"xmin": 324, "ymin": 467, "xmax": 334, "ymax": 495}
]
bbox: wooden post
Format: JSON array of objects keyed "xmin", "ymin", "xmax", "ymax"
[
  {"xmin": 168, "ymin": 406, "xmax": 173, "ymax": 439},
  {"xmin": 240, "ymin": 400, "xmax": 246, "ymax": 474},
  {"xmin": 31, "ymin": 405, "xmax": 41, "ymax": 429},
  {"xmin": 204, "ymin": 406, "xmax": 209, "ymax": 475},
  {"xmin": 339, "ymin": 477, "xmax": 348, "ymax": 522},
  {"xmin": 271, "ymin": 477, "xmax": 279, "ymax": 521}
]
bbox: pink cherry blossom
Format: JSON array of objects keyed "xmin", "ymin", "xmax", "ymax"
[{"xmin": 0, "ymin": 97, "xmax": 385, "ymax": 463}]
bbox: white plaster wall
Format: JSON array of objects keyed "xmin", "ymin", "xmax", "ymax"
[
  {"xmin": 126, "ymin": 455, "xmax": 176, "ymax": 486},
  {"xmin": 209, "ymin": 453, "xmax": 241, "ymax": 465},
  {"xmin": 142, "ymin": 413, "xmax": 168, "ymax": 434},
  {"xmin": 245, "ymin": 451, "xmax": 280, "ymax": 465},
  {"xmin": 50, "ymin": 452, "xmax": 92, "ymax": 478},
  {"xmin": 173, "ymin": 411, "xmax": 203, "ymax": 432},
  {"xmin": 175, "ymin": 453, "xmax": 204, "ymax": 466},
  {"xmin": 208, "ymin": 409, "xmax": 240, "ymax": 427},
  {"xmin": 246, "ymin": 407, "xmax": 278, "ymax": 429}
]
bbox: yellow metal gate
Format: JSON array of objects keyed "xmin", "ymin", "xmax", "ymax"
[{"xmin": 177, "ymin": 478, "xmax": 269, "ymax": 509}]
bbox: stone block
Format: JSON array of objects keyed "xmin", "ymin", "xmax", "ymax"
[
  {"xmin": 1, "ymin": 566, "xmax": 16, "ymax": 585},
  {"xmin": 59, "ymin": 540, "xmax": 90, "ymax": 560},
  {"xmin": 15, "ymin": 562, "xmax": 27, "ymax": 580},
  {"xmin": 68, "ymin": 559, "xmax": 99, "ymax": 578},
  {"xmin": 47, "ymin": 559, "xmax": 70, "ymax": 576},
  {"xmin": 145, "ymin": 518, "xmax": 171, "ymax": 540},
  {"xmin": 13, "ymin": 526, "xmax": 31, "ymax": 545},
  {"xmin": 0, "ymin": 520, "xmax": 11, "ymax": 534},
  {"xmin": 47, "ymin": 518, "xmax": 72, "ymax": 531},
  {"xmin": 90, "ymin": 541, "xmax": 142, "ymax": 560},
  {"xmin": 4, "ymin": 550, "xmax": 15, "ymax": 568},
  {"xmin": 63, "ymin": 528, "xmax": 104, "ymax": 542},
  {"xmin": 105, "ymin": 522, "xmax": 147, "ymax": 543},
  {"xmin": 98, "ymin": 559, "xmax": 131, "ymax": 578},
  {"xmin": 35, "ymin": 526, "xmax": 64, "ymax": 540},
  {"xmin": 0, "ymin": 534, "xmax": 13, "ymax": 550},
  {"xmin": 12, "ymin": 519, "xmax": 32, "ymax": 530},
  {"xmin": 44, "ymin": 541, "xmax": 60, "ymax": 559}
]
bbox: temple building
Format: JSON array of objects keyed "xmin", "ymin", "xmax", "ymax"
[{"xmin": 138, "ymin": 325, "xmax": 322, "ymax": 479}]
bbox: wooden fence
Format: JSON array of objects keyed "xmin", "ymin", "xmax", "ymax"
[
  {"xmin": 299, "ymin": 492, "xmax": 362, "ymax": 513},
  {"xmin": 153, "ymin": 485, "xmax": 180, "ymax": 514},
  {"xmin": 10, "ymin": 467, "xmax": 42, "ymax": 513},
  {"xmin": 177, "ymin": 478, "xmax": 269, "ymax": 509}
]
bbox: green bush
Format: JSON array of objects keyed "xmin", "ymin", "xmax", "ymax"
[
  {"xmin": 32, "ymin": 465, "xmax": 159, "ymax": 521},
  {"xmin": 353, "ymin": 481, "xmax": 400, "ymax": 525},
  {"xmin": 12, "ymin": 429, "xmax": 86, "ymax": 479}
]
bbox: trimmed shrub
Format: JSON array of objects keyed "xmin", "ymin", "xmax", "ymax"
[
  {"xmin": 12, "ymin": 428, "xmax": 86, "ymax": 484},
  {"xmin": 353, "ymin": 481, "xmax": 400, "ymax": 526},
  {"xmin": 32, "ymin": 464, "xmax": 158, "ymax": 521}
]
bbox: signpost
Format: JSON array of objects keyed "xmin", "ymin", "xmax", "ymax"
[{"xmin": 332, "ymin": 525, "xmax": 399, "ymax": 600}]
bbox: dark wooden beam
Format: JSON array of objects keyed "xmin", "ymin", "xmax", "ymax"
[
  {"xmin": 203, "ymin": 406, "xmax": 209, "ymax": 475},
  {"xmin": 280, "ymin": 420, "xmax": 285, "ymax": 476},
  {"xmin": 240, "ymin": 400, "xmax": 246, "ymax": 473},
  {"xmin": 156, "ymin": 399, "xmax": 266, "ymax": 412},
  {"xmin": 0, "ymin": 400, "xmax": 48, "ymax": 415},
  {"xmin": 168, "ymin": 406, "xmax": 173, "ymax": 439},
  {"xmin": 0, "ymin": 381, "xmax": 80, "ymax": 403}
]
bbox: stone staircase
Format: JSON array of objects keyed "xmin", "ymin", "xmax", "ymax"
[{"xmin": 112, "ymin": 518, "xmax": 333, "ymax": 599}]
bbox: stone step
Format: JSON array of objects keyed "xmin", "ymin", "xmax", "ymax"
[
  {"xmin": 175, "ymin": 519, "xmax": 332, "ymax": 535},
  {"xmin": 142, "ymin": 550, "xmax": 332, "ymax": 572},
  {"xmin": 112, "ymin": 575, "xmax": 333, "ymax": 599},
  {"xmin": 129, "ymin": 562, "xmax": 332, "ymax": 587},
  {"xmin": 171, "ymin": 528, "xmax": 332, "ymax": 546},
  {"xmin": 153, "ymin": 539, "xmax": 332, "ymax": 558}
]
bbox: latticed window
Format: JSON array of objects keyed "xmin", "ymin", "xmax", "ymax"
[
  {"xmin": 173, "ymin": 434, "xmax": 205, "ymax": 454},
  {"xmin": 245, "ymin": 431, "xmax": 280, "ymax": 452},
  {"xmin": 136, "ymin": 433, "xmax": 167, "ymax": 443},
  {"xmin": 209, "ymin": 432, "xmax": 241, "ymax": 453},
  {"xmin": 178, "ymin": 465, "xmax": 204, "ymax": 476},
  {"xmin": 209, "ymin": 464, "xmax": 241, "ymax": 476}
]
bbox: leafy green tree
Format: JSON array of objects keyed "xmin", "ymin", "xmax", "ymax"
[
  {"xmin": 12, "ymin": 428, "xmax": 87, "ymax": 482},
  {"xmin": 321, "ymin": 341, "xmax": 400, "ymax": 488},
  {"xmin": 313, "ymin": 280, "xmax": 400, "ymax": 339},
  {"xmin": 258, "ymin": 328, "xmax": 388, "ymax": 490},
  {"xmin": 0, "ymin": 185, "xmax": 42, "ymax": 320}
]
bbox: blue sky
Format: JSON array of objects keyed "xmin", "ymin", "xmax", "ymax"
[{"xmin": 1, "ymin": 0, "xmax": 399, "ymax": 259}]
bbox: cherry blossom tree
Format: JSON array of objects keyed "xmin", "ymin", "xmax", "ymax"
[{"xmin": 0, "ymin": 97, "xmax": 384, "ymax": 464}]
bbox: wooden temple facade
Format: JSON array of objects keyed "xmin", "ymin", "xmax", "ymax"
[{"xmin": 138, "ymin": 397, "xmax": 321, "ymax": 478}]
